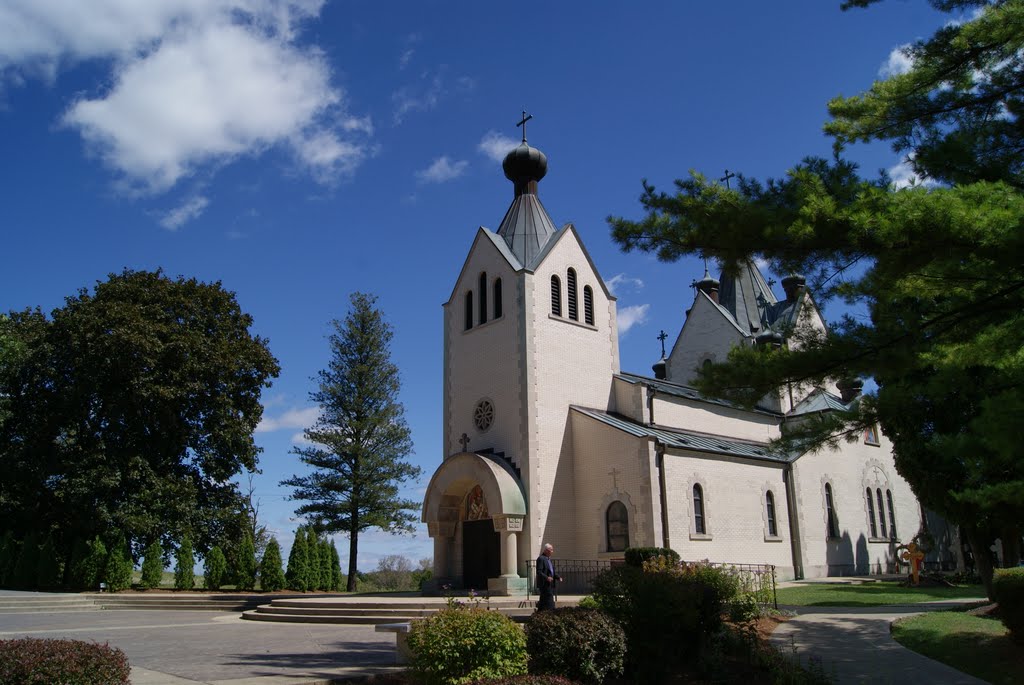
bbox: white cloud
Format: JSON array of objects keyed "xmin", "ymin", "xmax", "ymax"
[
  {"xmin": 1, "ymin": 2, "xmax": 370, "ymax": 193},
  {"xmin": 398, "ymin": 48, "xmax": 415, "ymax": 70},
  {"xmin": 159, "ymin": 194, "xmax": 209, "ymax": 230},
  {"xmin": 416, "ymin": 156, "xmax": 468, "ymax": 184},
  {"xmin": 617, "ymin": 304, "xmax": 650, "ymax": 334},
  {"xmin": 605, "ymin": 273, "xmax": 644, "ymax": 295},
  {"xmin": 477, "ymin": 130, "xmax": 519, "ymax": 162},
  {"xmin": 879, "ymin": 44, "xmax": 914, "ymax": 78},
  {"xmin": 256, "ymin": 405, "xmax": 320, "ymax": 433},
  {"xmin": 888, "ymin": 154, "xmax": 937, "ymax": 190},
  {"xmin": 392, "ymin": 71, "xmax": 443, "ymax": 124}
]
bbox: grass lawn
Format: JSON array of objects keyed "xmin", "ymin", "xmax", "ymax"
[
  {"xmin": 892, "ymin": 611, "xmax": 1024, "ymax": 685},
  {"xmin": 775, "ymin": 581, "xmax": 986, "ymax": 606}
]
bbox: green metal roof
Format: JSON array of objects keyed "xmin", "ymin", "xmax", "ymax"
[{"xmin": 616, "ymin": 372, "xmax": 782, "ymax": 417}]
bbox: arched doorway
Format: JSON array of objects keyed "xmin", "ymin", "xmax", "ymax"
[{"xmin": 461, "ymin": 486, "xmax": 501, "ymax": 589}]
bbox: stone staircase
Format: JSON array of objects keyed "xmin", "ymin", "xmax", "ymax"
[
  {"xmin": 0, "ymin": 593, "xmax": 99, "ymax": 613},
  {"xmin": 242, "ymin": 596, "xmax": 543, "ymax": 625},
  {"xmin": 85, "ymin": 593, "xmax": 288, "ymax": 612}
]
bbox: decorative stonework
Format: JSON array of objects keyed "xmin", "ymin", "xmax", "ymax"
[
  {"xmin": 492, "ymin": 515, "xmax": 524, "ymax": 532},
  {"xmin": 464, "ymin": 485, "xmax": 489, "ymax": 521},
  {"xmin": 474, "ymin": 398, "xmax": 495, "ymax": 432}
]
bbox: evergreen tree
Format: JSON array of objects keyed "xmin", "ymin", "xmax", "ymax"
[
  {"xmin": 78, "ymin": 536, "xmax": 107, "ymax": 590},
  {"xmin": 282, "ymin": 293, "xmax": 420, "ymax": 592},
  {"xmin": 285, "ymin": 527, "xmax": 309, "ymax": 592},
  {"xmin": 318, "ymin": 538, "xmax": 332, "ymax": 592},
  {"xmin": 174, "ymin": 535, "xmax": 195, "ymax": 590},
  {"xmin": 12, "ymin": 530, "xmax": 39, "ymax": 590},
  {"xmin": 104, "ymin": 536, "xmax": 133, "ymax": 592},
  {"xmin": 258, "ymin": 538, "xmax": 286, "ymax": 592},
  {"xmin": 140, "ymin": 540, "xmax": 164, "ymax": 590},
  {"xmin": 204, "ymin": 546, "xmax": 227, "ymax": 590},
  {"xmin": 65, "ymin": 537, "xmax": 89, "ymax": 589},
  {"xmin": 236, "ymin": 532, "xmax": 257, "ymax": 591},
  {"xmin": 36, "ymin": 534, "xmax": 62, "ymax": 590},
  {"xmin": 306, "ymin": 530, "xmax": 322, "ymax": 591},
  {"xmin": 330, "ymin": 540, "xmax": 343, "ymax": 592},
  {"xmin": 0, "ymin": 531, "xmax": 15, "ymax": 588}
]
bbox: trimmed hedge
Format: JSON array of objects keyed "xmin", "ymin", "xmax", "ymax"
[
  {"xmin": 622, "ymin": 547, "xmax": 679, "ymax": 567},
  {"xmin": 993, "ymin": 567, "xmax": 1024, "ymax": 644},
  {"xmin": 525, "ymin": 608, "xmax": 625, "ymax": 684},
  {"xmin": 407, "ymin": 606, "xmax": 527, "ymax": 685},
  {"xmin": 0, "ymin": 638, "xmax": 130, "ymax": 684}
]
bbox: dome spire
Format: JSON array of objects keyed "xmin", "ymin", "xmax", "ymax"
[
  {"xmin": 496, "ymin": 110, "xmax": 556, "ymax": 266},
  {"xmin": 503, "ymin": 109, "xmax": 548, "ymax": 198}
]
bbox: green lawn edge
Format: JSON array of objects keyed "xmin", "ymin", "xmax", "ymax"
[{"xmin": 775, "ymin": 581, "xmax": 986, "ymax": 607}]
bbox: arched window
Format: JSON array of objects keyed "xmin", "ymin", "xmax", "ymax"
[
  {"xmin": 551, "ymin": 275, "xmax": 562, "ymax": 316},
  {"xmin": 493, "ymin": 278, "xmax": 502, "ymax": 319},
  {"xmin": 876, "ymin": 489, "xmax": 887, "ymax": 538},
  {"xmin": 478, "ymin": 272, "xmax": 488, "ymax": 324},
  {"xmin": 464, "ymin": 291, "xmax": 473, "ymax": 331},
  {"xmin": 765, "ymin": 490, "xmax": 778, "ymax": 537},
  {"xmin": 567, "ymin": 268, "xmax": 579, "ymax": 321},
  {"xmin": 692, "ymin": 484, "xmax": 706, "ymax": 534},
  {"xmin": 886, "ymin": 490, "xmax": 897, "ymax": 540},
  {"xmin": 825, "ymin": 483, "xmax": 838, "ymax": 538},
  {"xmin": 866, "ymin": 488, "xmax": 878, "ymax": 538},
  {"xmin": 606, "ymin": 501, "xmax": 629, "ymax": 552},
  {"xmin": 583, "ymin": 285, "xmax": 594, "ymax": 325}
]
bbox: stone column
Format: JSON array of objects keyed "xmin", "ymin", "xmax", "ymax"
[
  {"xmin": 502, "ymin": 529, "xmax": 518, "ymax": 577},
  {"xmin": 487, "ymin": 515, "xmax": 527, "ymax": 596},
  {"xmin": 433, "ymin": 535, "xmax": 450, "ymax": 578}
]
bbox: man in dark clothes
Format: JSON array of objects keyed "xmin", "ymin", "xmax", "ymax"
[{"xmin": 535, "ymin": 543, "xmax": 562, "ymax": 610}]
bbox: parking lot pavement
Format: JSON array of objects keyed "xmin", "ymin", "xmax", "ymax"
[{"xmin": 0, "ymin": 609, "xmax": 400, "ymax": 684}]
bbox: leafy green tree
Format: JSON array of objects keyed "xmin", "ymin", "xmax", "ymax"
[
  {"xmin": 12, "ymin": 531, "xmax": 40, "ymax": 590},
  {"xmin": 0, "ymin": 531, "xmax": 15, "ymax": 588},
  {"xmin": 204, "ymin": 546, "xmax": 227, "ymax": 591},
  {"xmin": 285, "ymin": 527, "xmax": 309, "ymax": 592},
  {"xmin": 608, "ymin": 0, "xmax": 1024, "ymax": 596},
  {"xmin": 0, "ymin": 269, "xmax": 280, "ymax": 551},
  {"xmin": 140, "ymin": 540, "xmax": 165, "ymax": 590},
  {"xmin": 235, "ymin": 532, "xmax": 257, "ymax": 591},
  {"xmin": 282, "ymin": 293, "xmax": 420, "ymax": 592},
  {"xmin": 36, "ymin": 534, "xmax": 62, "ymax": 590},
  {"xmin": 329, "ymin": 540, "xmax": 343, "ymax": 592},
  {"xmin": 104, "ymin": 536, "xmax": 133, "ymax": 592},
  {"xmin": 258, "ymin": 538, "xmax": 286, "ymax": 592},
  {"xmin": 174, "ymin": 535, "xmax": 195, "ymax": 590}
]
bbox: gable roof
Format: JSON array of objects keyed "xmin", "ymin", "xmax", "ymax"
[
  {"xmin": 445, "ymin": 227, "xmax": 523, "ymax": 305},
  {"xmin": 571, "ymin": 406, "xmax": 791, "ymax": 463},
  {"xmin": 530, "ymin": 223, "xmax": 616, "ymax": 300},
  {"xmin": 616, "ymin": 371, "xmax": 782, "ymax": 418},
  {"xmin": 787, "ymin": 388, "xmax": 851, "ymax": 416},
  {"xmin": 496, "ymin": 192, "xmax": 558, "ymax": 267}
]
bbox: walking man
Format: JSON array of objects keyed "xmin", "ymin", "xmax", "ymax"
[{"xmin": 535, "ymin": 543, "xmax": 562, "ymax": 610}]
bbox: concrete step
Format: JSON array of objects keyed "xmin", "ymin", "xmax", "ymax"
[
  {"xmin": 0, "ymin": 605, "xmax": 98, "ymax": 613},
  {"xmin": 0, "ymin": 594, "xmax": 99, "ymax": 613}
]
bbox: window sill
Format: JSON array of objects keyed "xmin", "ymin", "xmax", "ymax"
[
  {"xmin": 868, "ymin": 537, "xmax": 895, "ymax": 544},
  {"xmin": 764, "ymin": 535, "xmax": 784, "ymax": 543},
  {"xmin": 461, "ymin": 315, "xmax": 505, "ymax": 335},
  {"xmin": 548, "ymin": 313, "xmax": 597, "ymax": 331},
  {"xmin": 689, "ymin": 533, "xmax": 713, "ymax": 541}
]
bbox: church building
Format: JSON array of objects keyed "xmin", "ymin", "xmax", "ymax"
[{"xmin": 421, "ymin": 133, "xmax": 932, "ymax": 593}]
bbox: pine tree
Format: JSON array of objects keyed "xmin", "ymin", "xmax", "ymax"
[
  {"xmin": 329, "ymin": 540, "xmax": 343, "ymax": 592},
  {"xmin": 281, "ymin": 293, "xmax": 420, "ymax": 592},
  {"xmin": 140, "ymin": 540, "xmax": 164, "ymax": 589},
  {"xmin": 79, "ymin": 536, "xmax": 107, "ymax": 590},
  {"xmin": 285, "ymin": 527, "xmax": 309, "ymax": 592},
  {"xmin": 306, "ymin": 530, "xmax": 322, "ymax": 591},
  {"xmin": 236, "ymin": 532, "xmax": 257, "ymax": 591},
  {"xmin": 36, "ymin": 534, "xmax": 62, "ymax": 590},
  {"xmin": 174, "ymin": 535, "xmax": 195, "ymax": 590},
  {"xmin": 258, "ymin": 538, "xmax": 286, "ymax": 592},
  {"xmin": 12, "ymin": 531, "xmax": 40, "ymax": 590},
  {"xmin": 203, "ymin": 546, "xmax": 227, "ymax": 590},
  {"xmin": 104, "ymin": 536, "xmax": 133, "ymax": 592},
  {"xmin": 65, "ymin": 537, "xmax": 89, "ymax": 589},
  {"xmin": 0, "ymin": 531, "xmax": 15, "ymax": 588}
]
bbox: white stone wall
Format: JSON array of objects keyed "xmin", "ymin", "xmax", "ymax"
[
  {"xmin": 650, "ymin": 393, "xmax": 781, "ymax": 443},
  {"xmin": 789, "ymin": 430, "xmax": 922, "ymax": 578},
  {"xmin": 526, "ymin": 228, "xmax": 619, "ymax": 560},
  {"xmin": 662, "ymin": 451, "xmax": 795, "ymax": 577},
  {"xmin": 611, "ymin": 376, "xmax": 645, "ymax": 423},
  {"xmin": 666, "ymin": 293, "xmax": 746, "ymax": 385}
]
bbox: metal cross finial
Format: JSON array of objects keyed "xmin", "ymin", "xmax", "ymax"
[
  {"xmin": 609, "ymin": 468, "xmax": 621, "ymax": 490},
  {"xmin": 720, "ymin": 169, "xmax": 736, "ymax": 189},
  {"xmin": 458, "ymin": 433, "xmax": 471, "ymax": 451},
  {"xmin": 657, "ymin": 330, "xmax": 668, "ymax": 358},
  {"xmin": 516, "ymin": 109, "xmax": 533, "ymax": 143}
]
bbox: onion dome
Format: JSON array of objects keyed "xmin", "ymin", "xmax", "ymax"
[
  {"xmin": 694, "ymin": 268, "xmax": 720, "ymax": 303},
  {"xmin": 836, "ymin": 377, "xmax": 864, "ymax": 403},
  {"xmin": 652, "ymin": 357, "xmax": 667, "ymax": 380},
  {"xmin": 781, "ymin": 274, "xmax": 807, "ymax": 301},
  {"xmin": 755, "ymin": 330, "xmax": 784, "ymax": 348},
  {"xmin": 503, "ymin": 142, "xmax": 548, "ymax": 197}
]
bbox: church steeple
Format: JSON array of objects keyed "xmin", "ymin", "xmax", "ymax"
[{"xmin": 496, "ymin": 111, "xmax": 558, "ymax": 268}]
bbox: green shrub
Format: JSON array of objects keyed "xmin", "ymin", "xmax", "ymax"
[
  {"xmin": 36, "ymin": 534, "xmax": 62, "ymax": 590},
  {"xmin": 318, "ymin": 539, "xmax": 333, "ymax": 591},
  {"xmin": 622, "ymin": 547, "xmax": 679, "ymax": 567},
  {"xmin": 12, "ymin": 531, "xmax": 40, "ymax": 589},
  {"xmin": 0, "ymin": 532, "xmax": 16, "ymax": 587},
  {"xmin": 525, "ymin": 608, "xmax": 625, "ymax": 684},
  {"xmin": 329, "ymin": 540, "xmax": 343, "ymax": 591},
  {"xmin": 75, "ymin": 537, "xmax": 106, "ymax": 590},
  {"xmin": 0, "ymin": 638, "xmax": 130, "ymax": 684},
  {"xmin": 235, "ymin": 533, "xmax": 257, "ymax": 591},
  {"xmin": 407, "ymin": 606, "xmax": 528, "ymax": 685},
  {"xmin": 469, "ymin": 677, "xmax": 582, "ymax": 685},
  {"xmin": 286, "ymin": 527, "xmax": 309, "ymax": 592},
  {"xmin": 204, "ymin": 547, "xmax": 228, "ymax": 591},
  {"xmin": 174, "ymin": 535, "xmax": 195, "ymax": 590},
  {"xmin": 259, "ymin": 538, "xmax": 286, "ymax": 592},
  {"xmin": 993, "ymin": 567, "xmax": 1024, "ymax": 644},
  {"xmin": 103, "ymin": 537, "xmax": 133, "ymax": 592},
  {"xmin": 590, "ymin": 559, "xmax": 739, "ymax": 681},
  {"xmin": 140, "ymin": 541, "xmax": 164, "ymax": 590}
]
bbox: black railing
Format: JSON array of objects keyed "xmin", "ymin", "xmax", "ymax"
[{"xmin": 525, "ymin": 558, "xmax": 777, "ymax": 609}]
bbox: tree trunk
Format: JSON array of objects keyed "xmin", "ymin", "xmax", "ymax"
[
  {"xmin": 347, "ymin": 525, "xmax": 358, "ymax": 593},
  {"xmin": 1001, "ymin": 525, "xmax": 1021, "ymax": 568},
  {"xmin": 963, "ymin": 524, "xmax": 996, "ymax": 599}
]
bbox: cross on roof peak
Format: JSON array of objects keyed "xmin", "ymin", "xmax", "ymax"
[{"xmin": 516, "ymin": 109, "xmax": 533, "ymax": 143}]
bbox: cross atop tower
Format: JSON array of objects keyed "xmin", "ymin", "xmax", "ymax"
[
  {"xmin": 516, "ymin": 109, "xmax": 533, "ymax": 143},
  {"xmin": 720, "ymin": 169, "xmax": 736, "ymax": 189},
  {"xmin": 658, "ymin": 330, "xmax": 668, "ymax": 358}
]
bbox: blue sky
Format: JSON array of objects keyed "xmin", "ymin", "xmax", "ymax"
[{"xmin": 0, "ymin": 1, "xmax": 950, "ymax": 571}]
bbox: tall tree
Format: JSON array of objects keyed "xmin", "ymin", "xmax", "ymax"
[
  {"xmin": 608, "ymin": 0, "xmax": 1024, "ymax": 594},
  {"xmin": 283, "ymin": 293, "xmax": 420, "ymax": 592},
  {"xmin": 258, "ymin": 538, "xmax": 286, "ymax": 592},
  {"xmin": 0, "ymin": 269, "xmax": 280, "ymax": 550}
]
